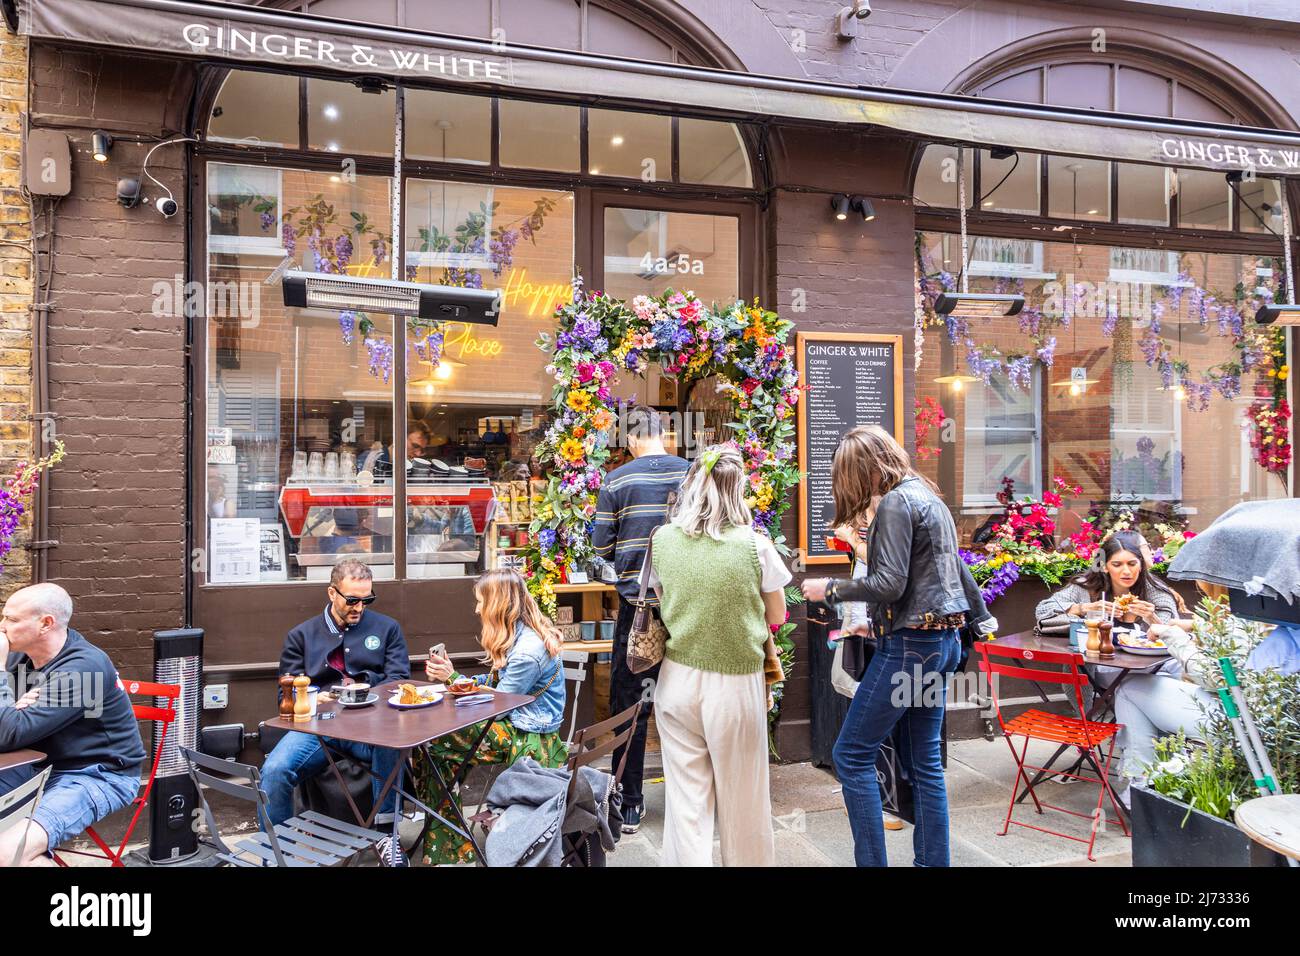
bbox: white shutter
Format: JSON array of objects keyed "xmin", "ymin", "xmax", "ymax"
[{"xmin": 214, "ymin": 352, "xmax": 281, "ymax": 518}]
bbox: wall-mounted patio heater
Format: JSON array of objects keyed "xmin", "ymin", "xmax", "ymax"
[{"xmin": 148, "ymin": 627, "xmax": 203, "ymax": 863}]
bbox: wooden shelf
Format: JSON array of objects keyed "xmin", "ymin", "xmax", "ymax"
[{"xmin": 553, "ymin": 582, "xmax": 617, "ymax": 593}]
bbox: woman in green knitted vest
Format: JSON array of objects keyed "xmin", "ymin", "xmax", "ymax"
[{"xmin": 646, "ymin": 443, "xmax": 791, "ymax": 866}]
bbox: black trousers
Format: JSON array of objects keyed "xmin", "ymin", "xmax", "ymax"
[{"xmin": 608, "ymin": 597, "xmax": 661, "ymax": 806}]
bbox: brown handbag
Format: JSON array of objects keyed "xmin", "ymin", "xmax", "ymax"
[{"xmin": 627, "ymin": 532, "xmax": 669, "ymax": 674}]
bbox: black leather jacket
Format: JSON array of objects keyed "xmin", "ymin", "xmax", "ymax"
[{"xmin": 829, "ymin": 476, "xmax": 971, "ymax": 634}]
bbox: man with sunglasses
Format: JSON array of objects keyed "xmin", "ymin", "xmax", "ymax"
[{"xmin": 261, "ymin": 558, "xmax": 411, "ymax": 864}]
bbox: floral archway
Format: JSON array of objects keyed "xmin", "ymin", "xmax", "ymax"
[{"xmin": 524, "ymin": 280, "xmax": 803, "ymax": 735}]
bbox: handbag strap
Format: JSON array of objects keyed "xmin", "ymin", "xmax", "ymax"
[{"xmin": 635, "ymin": 530, "xmax": 656, "ymax": 607}]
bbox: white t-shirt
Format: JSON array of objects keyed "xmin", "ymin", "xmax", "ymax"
[{"xmin": 648, "ymin": 528, "xmax": 792, "ymax": 595}]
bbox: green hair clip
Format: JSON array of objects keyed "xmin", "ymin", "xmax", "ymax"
[{"xmin": 700, "ymin": 448, "xmax": 722, "ymax": 475}]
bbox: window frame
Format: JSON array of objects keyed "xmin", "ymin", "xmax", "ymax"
[{"xmin": 961, "ymin": 368, "xmax": 1043, "ymax": 509}]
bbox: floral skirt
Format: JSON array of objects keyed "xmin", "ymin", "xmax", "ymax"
[{"xmin": 413, "ymin": 719, "xmax": 567, "ymax": 865}]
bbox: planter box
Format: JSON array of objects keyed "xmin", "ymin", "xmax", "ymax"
[{"xmin": 1130, "ymin": 785, "xmax": 1289, "ymax": 867}]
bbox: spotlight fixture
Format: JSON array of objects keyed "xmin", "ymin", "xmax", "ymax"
[
  {"xmin": 830, "ymin": 194, "xmax": 852, "ymax": 221},
  {"xmin": 933, "ymin": 372, "xmax": 980, "ymax": 392},
  {"xmin": 934, "ymin": 292, "xmax": 1025, "ymax": 318},
  {"xmin": 989, "ymin": 146, "xmax": 1016, "ymax": 161},
  {"xmin": 282, "ymin": 271, "xmax": 502, "ymax": 324},
  {"xmin": 835, "ymin": 1, "xmax": 871, "ymax": 39},
  {"xmin": 853, "ymin": 197, "xmax": 876, "ymax": 222},
  {"xmin": 1256, "ymin": 303, "xmax": 1300, "ymax": 325},
  {"xmin": 91, "ymin": 130, "xmax": 113, "ymax": 163},
  {"xmin": 1052, "ymin": 367, "xmax": 1099, "ymax": 395}
]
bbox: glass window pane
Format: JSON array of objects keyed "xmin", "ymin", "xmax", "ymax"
[
  {"xmin": 1047, "ymin": 156, "xmax": 1110, "ymax": 221},
  {"xmin": 1112, "ymin": 363, "xmax": 1179, "ymax": 500},
  {"xmin": 913, "ymin": 145, "xmax": 974, "ymax": 210},
  {"xmin": 499, "ymin": 100, "xmax": 580, "ymax": 172},
  {"xmin": 980, "ymin": 150, "xmax": 1040, "ymax": 215},
  {"xmin": 307, "ymin": 78, "xmax": 396, "ymax": 155},
  {"xmin": 1239, "ymin": 178, "xmax": 1284, "ymax": 235},
  {"xmin": 404, "ymin": 182, "xmax": 575, "ymax": 577},
  {"xmin": 208, "ymin": 70, "xmax": 299, "ymax": 148},
  {"xmin": 962, "ymin": 372, "xmax": 1039, "ymax": 505},
  {"xmin": 587, "ymin": 109, "xmax": 671, "ymax": 181},
  {"xmin": 1177, "ymin": 168, "xmax": 1231, "ymax": 230},
  {"xmin": 602, "ymin": 208, "xmax": 739, "ymax": 303},
  {"xmin": 1118, "ymin": 163, "xmax": 1170, "ymax": 226},
  {"xmin": 678, "ymin": 119, "xmax": 753, "ymax": 188},
  {"xmin": 206, "ymin": 164, "xmax": 394, "ymax": 584},
  {"xmin": 404, "ymin": 89, "xmax": 490, "ymax": 164}
]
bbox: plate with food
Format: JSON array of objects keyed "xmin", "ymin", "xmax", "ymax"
[
  {"xmin": 1115, "ymin": 632, "xmax": 1169, "ymax": 656},
  {"xmin": 338, "ymin": 693, "xmax": 379, "ymax": 708},
  {"xmin": 447, "ymin": 676, "xmax": 487, "ymax": 697},
  {"xmin": 388, "ymin": 683, "xmax": 444, "ymax": 709}
]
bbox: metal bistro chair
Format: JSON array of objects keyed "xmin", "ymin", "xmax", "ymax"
[
  {"xmin": 181, "ymin": 746, "xmax": 386, "ymax": 867},
  {"xmin": 975, "ymin": 642, "xmax": 1130, "ymax": 862},
  {"xmin": 0, "ymin": 765, "xmax": 52, "ymax": 867},
  {"xmin": 55, "ymin": 678, "xmax": 180, "ymax": 867},
  {"xmin": 469, "ymin": 700, "xmax": 642, "ymax": 866}
]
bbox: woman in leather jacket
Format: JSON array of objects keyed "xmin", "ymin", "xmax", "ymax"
[{"xmin": 802, "ymin": 425, "xmax": 971, "ymax": 867}]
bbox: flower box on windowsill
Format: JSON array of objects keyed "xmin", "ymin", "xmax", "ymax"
[{"xmin": 1130, "ymin": 785, "xmax": 1288, "ymax": 867}]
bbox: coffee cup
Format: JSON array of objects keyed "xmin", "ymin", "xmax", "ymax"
[{"xmin": 340, "ymin": 683, "xmax": 370, "ymax": 704}]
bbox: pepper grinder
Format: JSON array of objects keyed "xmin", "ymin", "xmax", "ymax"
[
  {"xmin": 292, "ymin": 675, "xmax": 312, "ymax": 723},
  {"xmin": 1084, "ymin": 619, "xmax": 1101, "ymax": 659},
  {"xmin": 278, "ymin": 675, "xmax": 295, "ymax": 722},
  {"xmin": 1098, "ymin": 620, "xmax": 1115, "ymax": 660}
]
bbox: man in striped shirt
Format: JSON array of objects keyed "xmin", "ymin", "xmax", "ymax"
[{"xmin": 592, "ymin": 406, "xmax": 688, "ymax": 833}]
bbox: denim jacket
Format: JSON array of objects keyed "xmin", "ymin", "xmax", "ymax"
[{"xmin": 464, "ymin": 624, "xmax": 565, "ymax": 734}]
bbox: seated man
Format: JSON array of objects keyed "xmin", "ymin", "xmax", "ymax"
[
  {"xmin": 262, "ymin": 557, "xmax": 411, "ymax": 865},
  {"xmin": 0, "ymin": 583, "xmax": 145, "ymax": 867}
]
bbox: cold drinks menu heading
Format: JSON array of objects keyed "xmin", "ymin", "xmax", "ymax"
[{"xmin": 796, "ymin": 334, "xmax": 903, "ymax": 563}]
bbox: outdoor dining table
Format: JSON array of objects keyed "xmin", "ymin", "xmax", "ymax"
[
  {"xmin": 990, "ymin": 629, "xmax": 1170, "ymax": 812},
  {"xmin": 263, "ymin": 680, "xmax": 533, "ymax": 866},
  {"xmin": 0, "ymin": 749, "xmax": 46, "ymax": 773}
]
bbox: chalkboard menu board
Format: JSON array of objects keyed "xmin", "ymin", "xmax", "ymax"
[{"xmin": 796, "ymin": 333, "xmax": 904, "ymax": 564}]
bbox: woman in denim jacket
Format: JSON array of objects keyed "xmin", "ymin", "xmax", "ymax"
[
  {"xmin": 420, "ymin": 569, "xmax": 567, "ymax": 865},
  {"xmin": 802, "ymin": 425, "xmax": 970, "ymax": 868}
]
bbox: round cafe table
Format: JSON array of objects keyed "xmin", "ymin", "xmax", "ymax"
[{"xmin": 1233, "ymin": 794, "xmax": 1300, "ymax": 862}]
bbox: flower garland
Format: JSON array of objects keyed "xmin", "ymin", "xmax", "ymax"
[
  {"xmin": 0, "ymin": 441, "xmax": 66, "ymax": 569},
  {"xmin": 914, "ymin": 396, "xmax": 948, "ymax": 460},
  {"xmin": 524, "ymin": 279, "xmax": 802, "ymax": 617},
  {"xmin": 1244, "ymin": 326, "xmax": 1291, "ymax": 482}
]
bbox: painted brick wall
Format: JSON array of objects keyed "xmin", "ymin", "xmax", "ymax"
[
  {"xmin": 28, "ymin": 46, "xmax": 190, "ymax": 676},
  {"xmin": 0, "ymin": 31, "xmax": 32, "ymax": 601}
]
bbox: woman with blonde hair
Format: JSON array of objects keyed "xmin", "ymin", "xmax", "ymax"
[
  {"xmin": 421, "ymin": 569, "xmax": 567, "ymax": 864},
  {"xmin": 802, "ymin": 425, "xmax": 971, "ymax": 867},
  {"xmin": 646, "ymin": 443, "xmax": 791, "ymax": 866}
]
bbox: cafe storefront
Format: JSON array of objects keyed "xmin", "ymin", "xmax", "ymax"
[{"xmin": 7, "ymin": 0, "xmax": 1298, "ymax": 757}]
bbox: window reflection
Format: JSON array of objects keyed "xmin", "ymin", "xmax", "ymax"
[{"xmin": 602, "ymin": 208, "xmax": 739, "ymax": 303}]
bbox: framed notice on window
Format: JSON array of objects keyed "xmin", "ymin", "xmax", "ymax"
[{"xmin": 796, "ymin": 332, "xmax": 904, "ymax": 565}]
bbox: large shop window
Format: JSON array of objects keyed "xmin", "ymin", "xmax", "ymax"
[
  {"xmin": 601, "ymin": 207, "xmax": 740, "ymax": 303},
  {"xmin": 403, "ymin": 181, "xmax": 575, "ymax": 578},
  {"xmin": 916, "ymin": 232, "xmax": 1289, "ymax": 544},
  {"xmin": 204, "ymin": 163, "xmax": 575, "ymax": 584}
]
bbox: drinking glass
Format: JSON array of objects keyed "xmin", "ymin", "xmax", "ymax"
[
  {"xmin": 324, "ymin": 452, "xmax": 340, "ymax": 479},
  {"xmin": 306, "ymin": 452, "xmax": 324, "ymax": 478},
  {"xmin": 292, "ymin": 450, "xmax": 308, "ymax": 477}
]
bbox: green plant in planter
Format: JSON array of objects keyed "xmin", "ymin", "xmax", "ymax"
[{"xmin": 1146, "ymin": 732, "xmax": 1243, "ymax": 824}]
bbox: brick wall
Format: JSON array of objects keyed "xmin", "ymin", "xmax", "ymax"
[
  {"xmin": 0, "ymin": 31, "xmax": 32, "ymax": 601},
  {"xmin": 27, "ymin": 46, "xmax": 189, "ymax": 675}
]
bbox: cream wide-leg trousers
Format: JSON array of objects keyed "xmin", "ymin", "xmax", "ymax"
[{"xmin": 654, "ymin": 657, "xmax": 775, "ymax": 867}]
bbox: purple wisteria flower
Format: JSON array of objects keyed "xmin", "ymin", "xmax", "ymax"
[
  {"xmin": 338, "ymin": 311, "xmax": 356, "ymax": 346},
  {"xmin": 1007, "ymin": 355, "xmax": 1033, "ymax": 390},
  {"xmin": 1035, "ymin": 336, "xmax": 1057, "ymax": 367},
  {"xmin": 538, "ymin": 528, "xmax": 557, "ymax": 552},
  {"xmin": 363, "ymin": 336, "xmax": 394, "ymax": 383}
]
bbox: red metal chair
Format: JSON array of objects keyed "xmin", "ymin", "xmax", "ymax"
[
  {"xmin": 974, "ymin": 643, "xmax": 1129, "ymax": 861},
  {"xmin": 54, "ymin": 678, "xmax": 181, "ymax": 867}
]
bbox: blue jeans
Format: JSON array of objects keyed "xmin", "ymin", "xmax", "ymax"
[
  {"xmin": 259, "ymin": 732, "xmax": 400, "ymax": 828},
  {"xmin": 832, "ymin": 627, "xmax": 960, "ymax": 867},
  {"xmin": 0, "ymin": 763, "xmax": 140, "ymax": 851}
]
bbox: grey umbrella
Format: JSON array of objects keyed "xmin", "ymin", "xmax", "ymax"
[{"xmin": 1167, "ymin": 499, "xmax": 1300, "ymax": 604}]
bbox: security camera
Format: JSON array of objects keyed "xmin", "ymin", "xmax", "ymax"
[
  {"xmin": 116, "ymin": 177, "xmax": 142, "ymax": 208},
  {"xmin": 837, "ymin": 1, "xmax": 871, "ymax": 39},
  {"xmin": 155, "ymin": 196, "xmax": 178, "ymax": 218}
]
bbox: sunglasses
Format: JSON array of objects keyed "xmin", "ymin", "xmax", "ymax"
[{"xmin": 334, "ymin": 592, "xmax": 377, "ymax": 606}]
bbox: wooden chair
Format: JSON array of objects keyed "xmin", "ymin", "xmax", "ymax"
[
  {"xmin": 181, "ymin": 746, "xmax": 386, "ymax": 867},
  {"xmin": 0, "ymin": 766, "xmax": 52, "ymax": 867}
]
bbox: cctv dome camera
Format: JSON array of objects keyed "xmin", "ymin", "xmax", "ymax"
[{"xmin": 155, "ymin": 196, "xmax": 179, "ymax": 218}]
